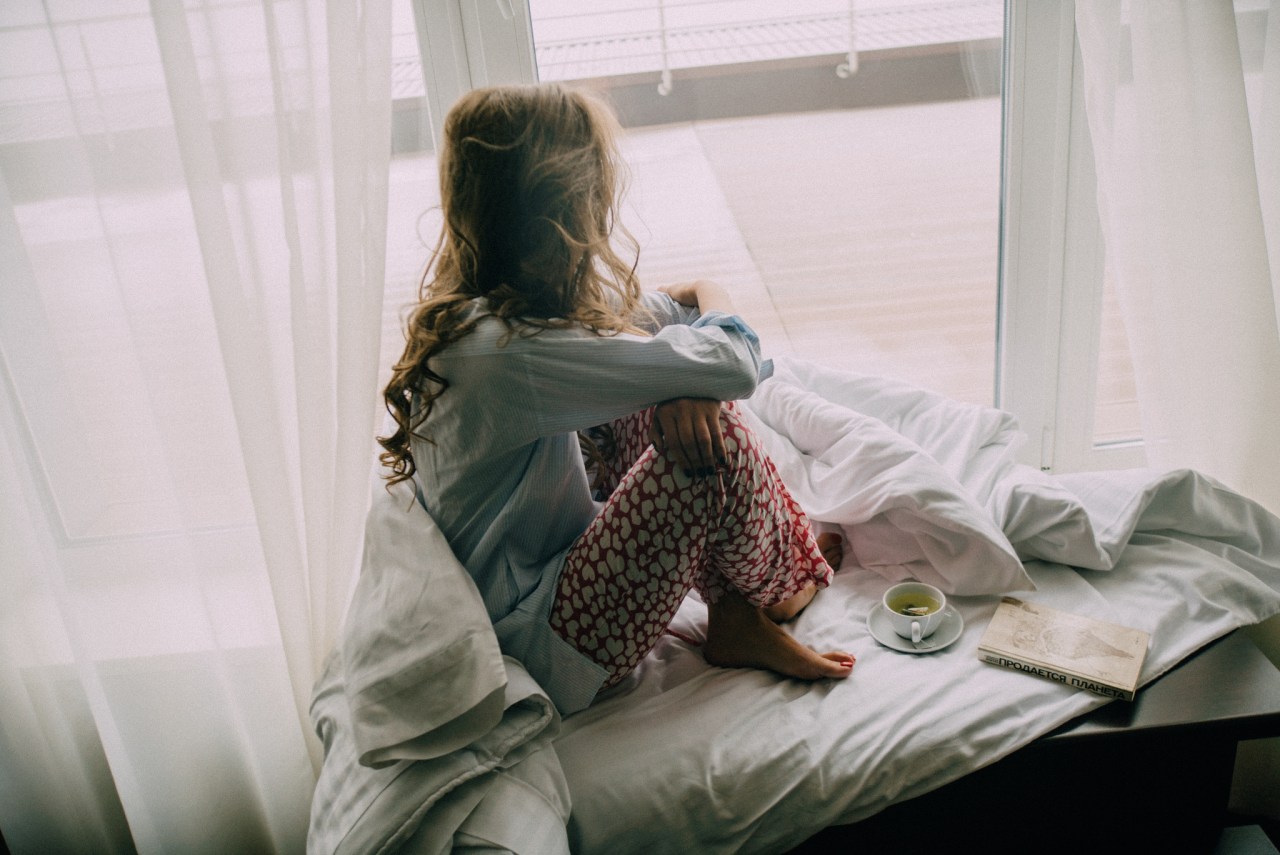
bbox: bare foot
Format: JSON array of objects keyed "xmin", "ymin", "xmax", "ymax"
[
  {"xmin": 817, "ymin": 531, "xmax": 844, "ymax": 569},
  {"xmin": 706, "ymin": 590, "xmax": 854, "ymax": 680},
  {"xmin": 762, "ymin": 532, "xmax": 845, "ymax": 622}
]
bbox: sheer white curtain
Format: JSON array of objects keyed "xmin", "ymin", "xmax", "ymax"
[
  {"xmin": 0, "ymin": 1, "xmax": 391, "ymax": 852},
  {"xmin": 1074, "ymin": 0, "xmax": 1280, "ymax": 516},
  {"xmin": 1074, "ymin": 0, "xmax": 1280, "ymax": 820}
]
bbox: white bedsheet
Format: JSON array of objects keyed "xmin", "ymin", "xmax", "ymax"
[{"xmin": 309, "ymin": 359, "xmax": 1280, "ymax": 854}]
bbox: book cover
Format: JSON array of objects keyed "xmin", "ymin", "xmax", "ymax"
[{"xmin": 977, "ymin": 597, "xmax": 1150, "ymax": 701}]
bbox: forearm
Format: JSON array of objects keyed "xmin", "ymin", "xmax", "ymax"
[
  {"xmin": 691, "ymin": 280, "xmax": 735, "ymax": 316},
  {"xmin": 659, "ymin": 279, "xmax": 738, "ymax": 318},
  {"xmin": 648, "ymin": 280, "xmax": 766, "ymax": 392}
]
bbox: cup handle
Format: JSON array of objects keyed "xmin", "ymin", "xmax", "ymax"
[{"xmin": 911, "ymin": 620, "xmax": 922, "ymax": 644}]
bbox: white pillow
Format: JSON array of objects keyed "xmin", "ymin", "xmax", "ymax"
[{"xmin": 744, "ymin": 380, "xmax": 1033, "ymax": 596}]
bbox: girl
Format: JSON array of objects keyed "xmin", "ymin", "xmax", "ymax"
[{"xmin": 379, "ymin": 83, "xmax": 853, "ymax": 715}]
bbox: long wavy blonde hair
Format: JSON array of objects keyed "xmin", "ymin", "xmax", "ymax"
[{"xmin": 379, "ymin": 83, "xmax": 643, "ymax": 486}]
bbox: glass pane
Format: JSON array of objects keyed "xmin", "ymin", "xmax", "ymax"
[
  {"xmin": 526, "ymin": 0, "xmax": 1005, "ymax": 405},
  {"xmin": 1092, "ymin": 271, "xmax": 1141, "ymax": 445}
]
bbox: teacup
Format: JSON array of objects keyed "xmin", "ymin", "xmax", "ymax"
[{"xmin": 883, "ymin": 581, "xmax": 947, "ymax": 643}]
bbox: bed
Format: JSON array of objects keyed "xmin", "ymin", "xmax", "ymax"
[{"xmin": 306, "ymin": 356, "xmax": 1280, "ymax": 855}]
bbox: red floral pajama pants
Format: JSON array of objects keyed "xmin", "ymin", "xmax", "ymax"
[{"xmin": 549, "ymin": 403, "xmax": 832, "ymax": 690}]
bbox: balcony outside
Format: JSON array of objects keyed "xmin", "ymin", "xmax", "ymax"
[{"xmin": 386, "ymin": 0, "xmax": 1138, "ymax": 441}]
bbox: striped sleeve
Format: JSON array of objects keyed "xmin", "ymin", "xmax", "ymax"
[{"xmin": 513, "ymin": 317, "xmax": 766, "ymax": 438}]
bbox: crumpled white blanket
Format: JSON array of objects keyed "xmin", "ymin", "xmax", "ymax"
[
  {"xmin": 553, "ymin": 357, "xmax": 1280, "ymax": 854},
  {"xmin": 744, "ymin": 357, "xmax": 1124, "ymax": 590},
  {"xmin": 307, "ymin": 480, "xmax": 570, "ymax": 855}
]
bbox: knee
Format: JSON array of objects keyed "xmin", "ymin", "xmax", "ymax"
[{"xmin": 717, "ymin": 404, "xmax": 762, "ymax": 462}]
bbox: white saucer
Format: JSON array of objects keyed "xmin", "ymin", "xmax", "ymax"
[{"xmin": 866, "ymin": 605, "xmax": 964, "ymax": 654}]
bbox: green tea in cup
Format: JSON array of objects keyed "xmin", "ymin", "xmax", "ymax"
[
  {"xmin": 882, "ymin": 582, "xmax": 948, "ymax": 643},
  {"xmin": 886, "ymin": 592, "xmax": 942, "ymax": 617}
]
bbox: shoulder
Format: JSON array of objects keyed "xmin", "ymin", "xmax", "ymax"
[
  {"xmin": 430, "ymin": 314, "xmax": 618, "ymax": 385},
  {"xmin": 444, "ymin": 314, "xmax": 599, "ymax": 355}
]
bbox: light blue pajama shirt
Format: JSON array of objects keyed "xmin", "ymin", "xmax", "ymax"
[{"xmin": 410, "ymin": 291, "xmax": 769, "ymax": 714}]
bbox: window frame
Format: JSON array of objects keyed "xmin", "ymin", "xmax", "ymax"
[
  {"xmin": 998, "ymin": 0, "xmax": 1144, "ymax": 472},
  {"xmin": 409, "ymin": 0, "xmax": 540, "ymax": 149}
]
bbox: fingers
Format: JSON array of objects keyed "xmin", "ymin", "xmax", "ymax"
[
  {"xmin": 648, "ymin": 416, "xmax": 665, "ymax": 453},
  {"xmin": 657, "ymin": 405, "xmax": 705, "ymax": 475},
  {"xmin": 687, "ymin": 412, "xmax": 714, "ymax": 475},
  {"xmin": 657, "ymin": 282, "xmax": 695, "ymax": 307},
  {"xmin": 652, "ymin": 398, "xmax": 726, "ymax": 477},
  {"xmin": 707, "ymin": 411, "xmax": 728, "ymax": 470}
]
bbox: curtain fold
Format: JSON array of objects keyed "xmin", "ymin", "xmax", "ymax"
[
  {"xmin": 0, "ymin": 1, "xmax": 392, "ymax": 851},
  {"xmin": 1261, "ymin": 0, "xmax": 1280, "ymax": 323},
  {"xmin": 1074, "ymin": 0, "xmax": 1280, "ymax": 515}
]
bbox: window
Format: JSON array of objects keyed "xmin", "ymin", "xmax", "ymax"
[
  {"xmin": 999, "ymin": 0, "xmax": 1144, "ymax": 472},
  {"xmin": 396, "ymin": 0, "xmax": 1149, "ymax": 472}
]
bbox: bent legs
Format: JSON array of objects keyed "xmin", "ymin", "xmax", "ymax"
[
  {"xmin": 550, "ymin": 405, "xmax": 853, "ymax": 690},
  {"xmin": 763, "ymin": 532, "xmax": 843, "ymax": 621}
]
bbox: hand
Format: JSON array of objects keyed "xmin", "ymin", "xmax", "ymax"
[
  {"xmin": 650, "ymin": 398, "xmax": 727, "ymax": 477},
  {"xmin": 657, "ymin": 281, "xmax": 704, "ymax": 308},
  {"xmin": 658, "ymin": 280, "xmax": 734, "ymax": 315}
]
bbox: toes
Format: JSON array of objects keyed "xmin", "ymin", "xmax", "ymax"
[
  {"xmin": 814, "ymin": 651, "xmax": 855, "ymax": 678},
  {"xmin": 817, "ymin": 532, "xmax": 844, "ymax": 569}
]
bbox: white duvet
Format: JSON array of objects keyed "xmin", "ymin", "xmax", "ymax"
[
  {"xmin": 554, "ymin": 358, "xmax": 1280, "ymax": 854},
  {"xmin": 309, "ymin": 357, "xmax": 1280, "ymax": 855}
]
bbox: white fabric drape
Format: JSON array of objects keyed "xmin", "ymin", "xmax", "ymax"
[
  {"xmin": 0, "ymin": 1, "xmax": 391, "ymax": 852},
  {"xmin": 1075, "ymin": 0, "xmax": 1280, "ymax": 515}
]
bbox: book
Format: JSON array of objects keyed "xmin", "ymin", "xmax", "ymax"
[{"xmin": 977, "ymin": 597, "xmax": 1150, "ymax": 701}]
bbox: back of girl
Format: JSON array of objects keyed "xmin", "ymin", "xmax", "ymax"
[{"xmin": 380, "ymin": 83, "xmax": 853, "ymax": 716}]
